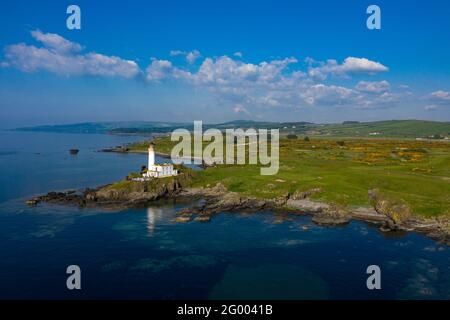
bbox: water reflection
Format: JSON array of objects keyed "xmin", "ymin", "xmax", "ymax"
[{"xmin": 146, "ymin": 207, "xmax": 164, "ymax": 236}]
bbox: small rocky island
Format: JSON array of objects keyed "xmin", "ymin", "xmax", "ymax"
[{"xmin": 69, "ymin": 149, "xmax": 79, "ymax": 155}]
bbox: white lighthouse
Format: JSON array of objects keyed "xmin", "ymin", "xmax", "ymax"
[
  {"xmin": 142, "ymin": 143, "xmax": 178, "ymax": 179},
  {"xmin": 148, "ymin": 143, "xmax": 155, "ymax": 169}
]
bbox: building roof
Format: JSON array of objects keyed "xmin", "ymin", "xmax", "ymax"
[{"xmin": 151, "ymin": 163, "xmax": 174, "ymax": 167}]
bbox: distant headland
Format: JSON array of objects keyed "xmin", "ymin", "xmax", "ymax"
[{"xmin": 14, "ymin": 119, "xmax": 450, "ymax": 140}]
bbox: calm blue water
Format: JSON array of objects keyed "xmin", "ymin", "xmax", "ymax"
[{"xmin": 0, "ymin": 131, "xmax": 449, "ymax": 300}]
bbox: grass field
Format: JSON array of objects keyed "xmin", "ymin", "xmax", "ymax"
[
  {"xmin": 311, "ymin": 120, "xmax": 450, "ymax": 138},
  {"xmin": 128, "ymin": 136, "xmax": 450, "ymax": 218}
]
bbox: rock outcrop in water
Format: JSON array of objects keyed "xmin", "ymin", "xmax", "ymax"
[
  {"xmin": 29, "ymin": 172, "xmax": 192, "ymax": 208},
  {"xmin": 311, "ymin": 204, "xmax": 351, "ymax": 226},
  {"xmin": 368, "ymin": 189, "xmax": 449, "ymax": 244},
  {"xmin": 177, "ymin": 183, "xmax": 273, "ymax": 215},
  {"xmin": 368, "ymin": 189, "xmax": 412, "ymax": 230}
]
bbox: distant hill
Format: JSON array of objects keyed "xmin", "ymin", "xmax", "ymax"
[
  {"xmin": 15, "ymin": 121, "xmax": 189, "ymax": 134},
  {"xmin": 14, "ymin": 120, "xmax": 450, "ymax": 139},
  {"xmin": 318, "ymin": 120, "xmax": 450, "ymax": 138}
]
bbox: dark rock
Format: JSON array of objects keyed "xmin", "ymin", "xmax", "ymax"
[
  {"xmin": 312, "ymin": 205, "xmax": 351, "ymax": 226},
  {"xmin": 25, "ymin": 198, "xmax": 40, "ymax": 206},
  {"xmin": 312, "ymin": 215, "xmax": 350, "ymax": 226},
  {"xmin": 291, "ymin": 188, "xmax": 322, "ymax": 200},
  {"xmin": 174, "ymin": 216, "xmax": 191, "ymax": 223},
  {"xmin": 194, "ymin": 215, "xmax": 211, "ymax": 222},
  {"xmin": 368, "ymin": 189, "xmax": 412, "ymax": 227}
]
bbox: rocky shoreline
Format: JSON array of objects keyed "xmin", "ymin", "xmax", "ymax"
[
  {"xmin": 26, "ymin": 177, "xmax": 450, "ymax": 245},
  {"xmin": 178, "ymin": 185, "xmax": 450, "ymax": 245}
]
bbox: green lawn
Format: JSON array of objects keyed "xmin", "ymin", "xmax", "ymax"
[{"xmin": 128, "ymin": 136, "xmax": 450, "ymax": 218}]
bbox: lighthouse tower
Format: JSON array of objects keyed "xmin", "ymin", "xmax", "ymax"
[
  {"xmin": 140, "ymin": 142, "xmax": 178, "ymax": 179},
  {"xmin": 148, "ymin": 143, "xmax": 155, "ymax": 170}
]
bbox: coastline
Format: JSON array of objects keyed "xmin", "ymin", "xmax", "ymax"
[
  {"xmin": 99, "ymin": 146, "xmax": 208, "ymax": 165},
  {"xmin": 100, "ymin": 146, "xmax": 170, "ymax": 158},
  {"xmin": 27, "ymin": 177, "xmax": 450, "ymax": 246},
  {"xmin": 21, "ymin": 143, "xmax": 444, "ymax": 246}
]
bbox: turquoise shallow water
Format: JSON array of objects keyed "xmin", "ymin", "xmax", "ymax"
[{"xmin": 0, "ymin": 131, "xmax": 449, "ymax": 299}]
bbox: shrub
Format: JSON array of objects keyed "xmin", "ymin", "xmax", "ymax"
[{"xmin": 127, "ymin": 172, "xmax": 142, "ymax": 180}]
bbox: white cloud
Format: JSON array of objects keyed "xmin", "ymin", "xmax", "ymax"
[
  {"xmin": 2, "ymin": 30, "xmax": 140, "ymax": 79},
  {"xmin": 145, "ymin": 59, "xmax": 174, "ymax": 81},
  {"xmin": 169, "ymin": 50, "xmax": 186, "ymax": 57},
  {"xmin": 31, "ymin": 30, "xmax": 82, "ymax": 53},
  {"xmin": 233, "ymin": 105, "xmax": 250, "ymax": 115},
  {"xmin": 308, "ymin": 57, "xmax": 388, "ymax": 80},
  {"xmin": 233, "ymin": 52, "xmax": 243, "ymax": 58},
  {"xmin": 169, "ymin": 49, "xmax": 201, "ymax": 64},
  {"xmin": 143, "ymin": 54, "xmax": 402, "ymax": 111},
  {"xmin": 3, "ymin": 31, "xmax": 418, "ymax": 115},
  {"xmin": 421, "ymin": 90, "xmax": 450, "ymax": 110},
  {"xmin": 342, "ymin": 57, "xmax": 388, "ymax": 73},
  {"xmin": 352, "ymin": 89, "xmax": 406, "ymax": 109},
  {"xmin": 356, "ymin": 80, "xmax": 390, "ymax": 93},
  {"xmin": 429, "ymin": 90, "xmax": 450, "ymax": 101},
  {"xmin": 145, "ymin": 58, "xmax": 191, "ymax": 82},
  {"xmin": 187, "ymin": 56, "xmax": 298, "ymax": 86},
  {"xmin": 424, "ymin": 104, "xmax": 439, "ymax": 111},
  {"xmin": 301, "ymin": 84, "xmax": 357, "ymax": 106},
  {"xmin": 186, "ymin": 50, "xmax": 201, "ymax": 64}
]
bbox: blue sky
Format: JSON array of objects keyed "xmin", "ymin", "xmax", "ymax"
[{"xmin": 0, "ymin": 0, "xmax": 450, "ymax": 127}]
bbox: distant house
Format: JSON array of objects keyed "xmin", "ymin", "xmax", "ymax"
[
  {"xmin": 369, "ymin": 132, "xmax": 382, "ymax": 136},
  {"xmin": 142, "ymin": 144, "xmax": 178, "ymax": 179}
]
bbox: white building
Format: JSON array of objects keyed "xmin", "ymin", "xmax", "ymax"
[{"xmin": 142, "ymin": 144, "xmax": 178, "ymax": 179}]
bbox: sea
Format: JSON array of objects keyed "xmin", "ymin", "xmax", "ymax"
[{"xmin": 0, "ymin": 130, "xmax": 449, "ymax": 299}]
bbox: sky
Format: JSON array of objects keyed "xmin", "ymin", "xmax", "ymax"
[{"xmin": 0, "ymin": 0, "xmax": 450, "ymax": 128}]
